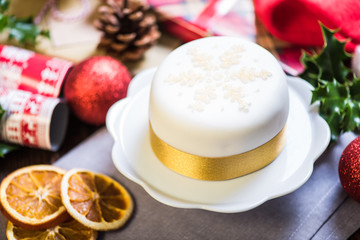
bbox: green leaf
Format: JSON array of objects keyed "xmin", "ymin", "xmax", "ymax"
[
  {"xmin": 0, "ymin": 105, "xmax": 17, "ymax": 157},
  {"xmin": 300, "ymin": 25, "xmax": 352, "ymax": 87},
  {"xmin": 0, "ymin": 142, "xmax": 17, "ymax": 157},
  {"xmin": 312, "ymin": 80, "xmax": 348, "ymax": 141},
  {"xmin": 342, "ymin": 99, "xmax": 360, "ymax": 131},
  {"xmin": 317, "ymin": 26, "xmax": 351, "ymax": 83},
  {"xmin": 311, "ymin": 80, "xmax": 348, "ymax": 104},
  {"xmin": 0, "ymin": 104, "xmax": 5, "ymax": 118},
  {"xmin": 8, "ymin": 17, "xmax": 38, "ymax": 45},
  {"xmin": 0, "ymin": 0, "xmax": 9, "ymax": 12},
  {"xmin": 300, "ymin": 24, "xmax": 360, "ymax": 142},
  {"xmin": 0, "ymin": 13, "xmax": 8, "ymax": 31},
  {"xmin": 349, "ymin": 78, "xmax": 360, "ymax": 101},
  {"xmin": 300, "ymin": 51, "xmax": 321, "ymax": 87},
  {"xmin": 0, "ymin": 0, "xmax": 49, "ymax": 46}
]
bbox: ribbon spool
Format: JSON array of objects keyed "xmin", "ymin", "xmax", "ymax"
[
  {"xmin": 0, "ymin": 87, "xmax": 69, "ymax": 151},
  {"xmin": 0, "ymin": 45, "xmax": 73, "ymax": 98}
]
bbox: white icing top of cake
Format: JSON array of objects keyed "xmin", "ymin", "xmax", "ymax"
[{"xmin": 149, "ymin": 37, "xmax": 289, "ymax": 157}]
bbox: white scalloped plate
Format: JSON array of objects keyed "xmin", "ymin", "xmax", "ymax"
[{"xmin": 106, "ymin": 68, "xmax": 330, "ymax": 213}]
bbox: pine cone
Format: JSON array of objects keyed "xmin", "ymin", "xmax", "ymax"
[{"xmin": 94, "ymin": 0, "xmax": 161, "ymax": 61}]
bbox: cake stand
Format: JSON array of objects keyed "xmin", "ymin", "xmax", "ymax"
[{"xmin": 106, "ymin": 68, "xmax": 330, "ymax": 213}]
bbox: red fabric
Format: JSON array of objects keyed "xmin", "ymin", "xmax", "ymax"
[
  {"xmin": 162, "ymin": 17, "xmax": 210, "ymax": 42},
  {"xmin": 254, "ymin": 0, "xmax": 360, "ymax": 52}
]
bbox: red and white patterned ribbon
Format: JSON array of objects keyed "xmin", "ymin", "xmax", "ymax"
[
  {"xmin": 0, "ymin": 87, "xmax": 68, "ymax": 151},
  {"xmin": 0, "ymin": 45, "xmax": 73, "ymax": 98}
]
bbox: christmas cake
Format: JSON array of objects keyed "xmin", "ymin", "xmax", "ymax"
[{"xmin": 149, "ymin": 36, "xmax": 289, "ymax": 180}]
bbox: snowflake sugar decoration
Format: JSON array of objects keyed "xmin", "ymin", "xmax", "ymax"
[
  {"xmin": 166, "ymin": 70, "xmax": 204, "ymax": 87},
  {"xmin": 223, "ymin": 85, "xmax": 250, "ymax": 112},
  {"xmin": 219, "ymin": 50, "xmax": 242, "ymax": 69},
  {"xmin": 195, "ymin": 85, "xmax": 217, "ymax": 104},
  {"xmin": 166, "ymin": 44, "xmax": 273, "ymax": 113}
]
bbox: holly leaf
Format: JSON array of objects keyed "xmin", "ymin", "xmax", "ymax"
[
  {"xmin": 0, "ymin": 0, "xmax": 10, "ymax": 13},
  {"xmin": 344, "ymin": 79, "xmax": 360, "ymax": 130},
  {"xmin": 0, "ymin": 142, "xmax": 17, "ymax": 157},
  {"xmin": 300, "ymin": 25, "xmax": 352, "ymax": 86},
  {"xmin": 0, "ymin": 0, "xmax": 49, "ymax": 46},
  {"xmin": 0, "ymin": 105, "xmax": 17, "ymax": 157},
  {"xmin": 300, "ymin": 24, "xmax": 360, "ymax": 142},
  {"xmin": 311, "ymin": 80, "xmax": 348, "ymax": 141},
  {"xmin": 8, "ymin": 16, "xmax": 49, "ymax": 46},
  {"xmin": 300, "ymin": 52, "xmax": 321, "ymax": 87}
]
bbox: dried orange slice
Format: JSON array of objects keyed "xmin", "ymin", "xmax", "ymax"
[
  {"xmin": 0, "ymin": 165, "xmax": 69, "ymax": 230},
  {"xmin": 6, "ymin": 220, "xmax": 97, "ymax": 240},
  {"xmin": 61, "ymin": 169, "xmax": 133, "ymax": 231}
]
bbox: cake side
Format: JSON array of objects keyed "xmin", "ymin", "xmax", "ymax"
[{"xmin": 149, "ymin": 36, "xmax": 289, "ymax": 158}]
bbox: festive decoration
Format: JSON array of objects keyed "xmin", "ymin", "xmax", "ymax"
[
  {"xmin": 64, "ymin": 56, "xmax": 131, "ymax": 125},
  {"xmin": 0, "ymin": 44, "xmax": 71, "ymax": 154},
  {"xmin": 0, "ymin": 106, "xmax": 17, "ymax": 157},
  {"xmin": 300, "ymin": 25, "xmax": 360, "ymax": 143},
  {"xmin": 0, "ymin": 87, "xmax": 69, "ymax": 151},
  {"xmin": 339, "ymin": 137, "xmax": 360, "ymax": 202},
  {"xmin": 94, "ymin": 0, "xmax": 161, "ymax": 61},
  {"xmin": 0, "ymin": 44, "xmax": 73, "ymax": 97},
  {"xmin": 34, "ymin": 0, "xmax": 91, "ymax": 24},
  {"xmin": 1, "ymin": 165, "xmax": 132, "ymax": 234},
  {"xmin": 147, "ymin": 0, "xmax": 256, "ymax": 43},
  {"xmin": 0, "ymin": 0, "xmax": 49, "ymax": 46},
  {"xmin": 0, "ymin": 165, "xmax": 69, "ymax": 230},
  {"xmin": 254, "ymin": 0, "xmax": 360, "ymax": 52},
  {"xmin": 61, "ymin": 168, "xmax": 133, "ymax": 230}
]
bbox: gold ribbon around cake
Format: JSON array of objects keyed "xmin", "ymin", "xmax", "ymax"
[{"xmin": 150, "ymin": 125, "xmax": 286, "ymax": 181}]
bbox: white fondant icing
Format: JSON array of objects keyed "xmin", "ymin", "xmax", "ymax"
[{"xmin": 149, "ymin": 37, "xmax": 289, "ymax": 157}]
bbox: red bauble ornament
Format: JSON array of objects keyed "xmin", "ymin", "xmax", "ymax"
[
  {"xmin": 339, "ymin": 136, "xmax": 360, "ymax": 202},
  {"xmin": 64, "ymin": 56, "xmax": 131, "ymax": 125}
]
